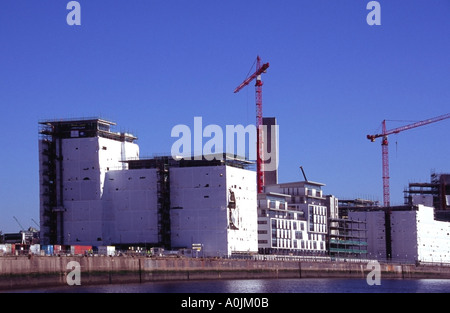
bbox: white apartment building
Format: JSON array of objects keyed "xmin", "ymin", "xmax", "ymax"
[{"xmin": 258, "ymin": 181, "xmax": 331, "ymax": 255}]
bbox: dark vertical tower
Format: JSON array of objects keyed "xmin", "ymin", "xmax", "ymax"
[{"xmin": 262, "ymin": 117, "xmax": 278, "ymax": 186}]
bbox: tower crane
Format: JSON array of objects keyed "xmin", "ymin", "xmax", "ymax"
[
  {"xmin": 31, "ymin": 218, "xmax": 40, "ymax": 230},
  {"xmin": 13, "ymin": 216, "xmax": 25, "ymax": 231},
  {"xmin": 367, "ymin": 113, "xmax": 450, "ymax": 207},
  {"xmin": 234, "ymin": 56, "xmax": 270, "ymax": 193}
]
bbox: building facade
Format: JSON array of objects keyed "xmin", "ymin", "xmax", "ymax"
[
  {"xmin": 349, "ymin": 205, "xmax": 450, "ymax": 263},
  {"xmin": 39, "ymin": 120, "xmax": 257, "ymax": 257},
  {"xmin": 257, "ymin": 181, "xmax": 331, "ymax": 255},
  {"xmin": 39, "ymin": 118, "xmax": 139, "ymax": 245},
  {"xmin": 170, "ymin": 163, "xmax": 258, "ymax": 257}
]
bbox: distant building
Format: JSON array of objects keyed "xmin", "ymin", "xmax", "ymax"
[
  {"xmin": 349, "ymin": 205, "xmax": 450, "ymax": 263},
  {"xmin": 2, "ymin": 228, "xmax": 39, "ymax": 245}
]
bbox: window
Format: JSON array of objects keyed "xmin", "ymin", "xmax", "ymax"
[{"xmin": 272, "ymin": 239, "xmax": 277, "ymax": 247}]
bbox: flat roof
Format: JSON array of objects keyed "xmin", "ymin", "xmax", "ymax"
[
  {"xmin": 39, "ymin": 117, "xmax": 116, "ymax": 126},
  {"xmin": 258, "ymin": 192, "xmax": 292, "ymax": 199},
  {"xmin": 39, "ymin": 117, "xmax": 137, "ymax": 142},
  {"xmin": 124, "ymin": 153, "xmax": 254, "ymax": 170},
  {"xmin": 265, "ymin": 181, "xmax": 326, "ymax": 187}
]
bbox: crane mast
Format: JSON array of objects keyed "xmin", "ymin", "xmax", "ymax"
[
  {"xmin": 234, "ymin": 56, "xmax": 270, "ymax": 193},
  {"xmin": 367, "ymin": 113, "xmax": 450, "ymax": 207}
]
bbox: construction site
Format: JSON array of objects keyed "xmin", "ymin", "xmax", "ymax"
[{"xmin": 0, "ymin": 56, "xmax": 449, "ymax": 268}]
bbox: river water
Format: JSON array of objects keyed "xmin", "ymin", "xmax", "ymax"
[{"xmin": 8, "ymin": 278, "xmax": 450, "ymax": 293}]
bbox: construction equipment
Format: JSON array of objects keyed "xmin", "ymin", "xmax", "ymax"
[
  {"xmin": 31, "ymin": 218, "xmax": 40, "ymax": 230},
  {"xmin": 367, "ymin": 113, "xmax": 450, "ymax": 207},
  {"xmin": 300, "ymin": 166, "xmax": 308, "ymax": 182},
  {"xmin": 234, "ymin": 56, "xmax": 270, "ymax": 193},
  {"xmin": 13, "ymin": 216, "xmax": 25, "ymax": 231}
]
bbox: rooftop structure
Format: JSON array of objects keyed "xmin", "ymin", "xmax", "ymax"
[{"xmin": 404, "ymin": 172, "xmax": 450, "ymax": 212}]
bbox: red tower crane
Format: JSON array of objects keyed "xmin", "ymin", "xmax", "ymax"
[
  {"xmin": 234, "ymin": 56, "xmax": 270, "ymax": 194},
  {"xmin": 367, "ymin": 113, "xmax": 450, "ymax": 207}
]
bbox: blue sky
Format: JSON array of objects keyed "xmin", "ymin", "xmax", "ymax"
[{"xmin": 0, "ymin": 1, "xmax": 449, "ymax": 233}]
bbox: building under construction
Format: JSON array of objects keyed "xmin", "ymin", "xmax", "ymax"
[
  {"xmin": 38, "ymin": 118, "xmax": 139, "ymax": 246},
  {"xmin": 404, "ymin": 172, "xmax": 450, "ymax": 213},
  {"xmin": 38, "ymin": 118, "xmax": 258, "ymax": 256},
  {"xmin": 349, "ymin": 204, "xmax": 450, "ymax": 263}
]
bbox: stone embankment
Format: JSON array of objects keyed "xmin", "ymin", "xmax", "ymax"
[{"xmin": 1, "ymin": 256, "xmax": 449, "ymax": 290}]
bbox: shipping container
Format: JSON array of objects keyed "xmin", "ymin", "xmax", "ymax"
[
  {"xmin": 30, "ymin": 244, "xmax": 40, "ymax": 255},
  {"xmin": 53, "ymin": 245, "xmax": 62, "ymax": 255},
  {"xmin": 70, "ymin": 245, "xmax": 92, "ymax": 255},
  {"xmin": 42, "ymin": 245, "xmax": 54, "ymax": 255}
]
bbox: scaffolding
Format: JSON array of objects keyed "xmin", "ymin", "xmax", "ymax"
[
  {"xmin": 155, "ymin": 156, "xmax": 172, "ymax": 249},
  {"xmin": 39, "ymin": 123, "xmax": 63, "ymax": 245},
  {"xmin": 328, "ymin": 218, "xmax": 367, "ymax": 258},
  {"xmin": 403, "ymin": 172, "xmax": 450, "ymax": 211}
]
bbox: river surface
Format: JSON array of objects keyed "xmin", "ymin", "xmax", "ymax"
[{"xmin": 7, "ymin": 278, "xmax": 450, "ymax": 293}]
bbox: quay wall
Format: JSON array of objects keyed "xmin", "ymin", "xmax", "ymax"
[{"xmin": 1, "ymin": 256, "xmax": 450, "ymax": 290}]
